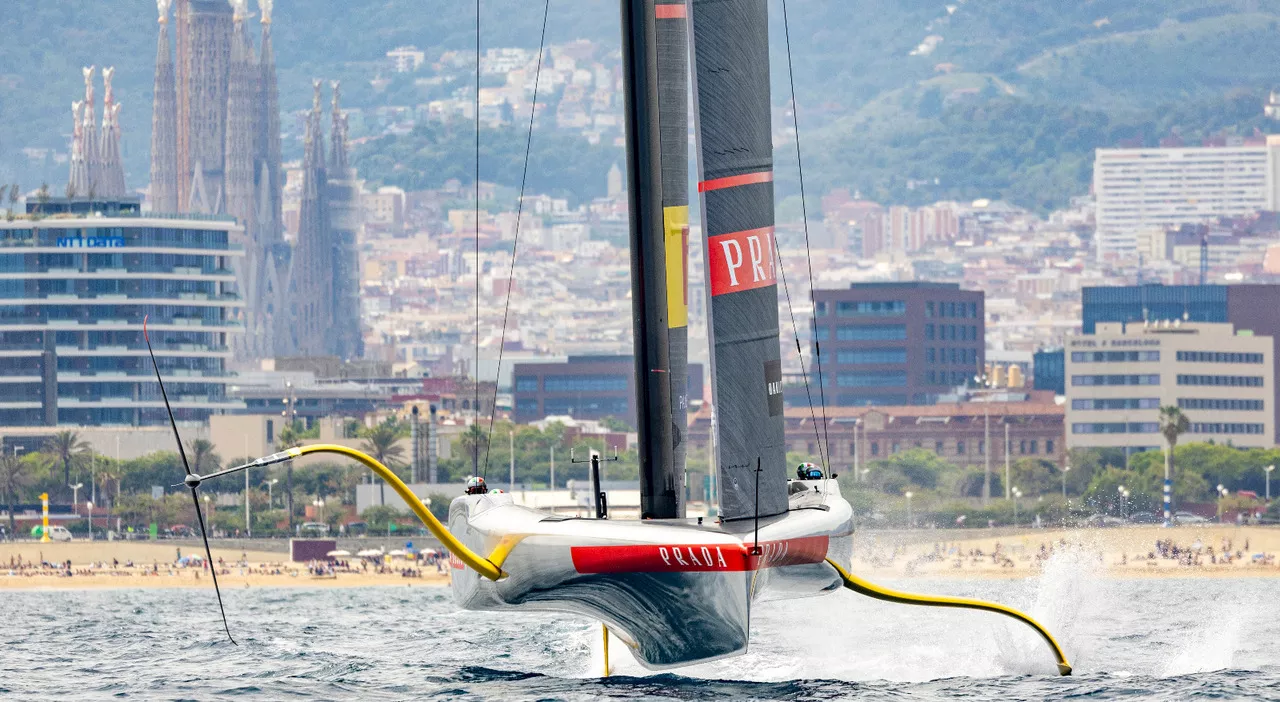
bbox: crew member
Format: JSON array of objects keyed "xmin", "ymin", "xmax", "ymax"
[
  {"xmin": 796, "ymin": 462, "xmax": 823, "ymax": 480},
  {"xmin": 465, "ymin": 476, "xmax": 488, "ymax": 495}
]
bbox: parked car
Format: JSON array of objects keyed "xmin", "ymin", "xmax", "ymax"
[
  {"xmin": 1128, "ymin": 512, "xmax": 1162, "ymax": 524},
  {"xmin": 297, "ymin": 522, "xmax": 330, "ymax": 537},
  {"xmin": 1173, "ymin": 512, "xmax": 1209, "ymax": 524},
  {"xmin": 31, "ymin": 525, "xmax": 73, "ymax": 542}
]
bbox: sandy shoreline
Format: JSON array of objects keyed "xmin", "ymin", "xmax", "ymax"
[
  {"xmin": 0, "ymin": 541, "xmax": 450, "ymax": 591},
  {"xmin": 3, "ymin": 525, "xmax": 1278, "ymax": 590}
]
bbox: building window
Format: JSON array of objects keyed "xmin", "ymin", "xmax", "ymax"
[
  {"xmin": 266, "ymin": 419, "xmax": 274, "ymax": 444},
  {"xmin": 837, "ymin": 371, "xmax": 908, "ymax": 387},
  {"xmin": 837, "ymin": 348, "xmax": 907, "ymax": 365},
  {"xmin": 926, "ymin": 302, "xmax": 935, "ymax": 317},
  {"xmin": 870, "ymin": 442, "xmax": 879, "ymax": 456},
  {"xmin": 1072, "ymin": 398, "xmax": 1160, "ymax": 410},
  {"xmin": 891, "ymin": 442, "xmax": 901, "ymax": 454},
  {"xmin": 926, "ymin": 348, "xmax": 936, "ymax": 363},
  {"xmin": 1071, "ymin": 374, "xmax": 1160, "ymax": 386},
  {"xmin": 837, "ymin": 325, "xmax": 907, "ymax": 341},
  {"xmin": 1190, "ymin": 422, "xmax": 1265, "ymax": 435},
  {"xmin": 816, "ymin": 301, "xmax": 829, "ymax": 317},
  {"xmin": 514, "ymin": 376, "xmax": 539, "ymax": 392},
  {"xmin": 815, "ymin": 326, "xmax": 830, "ymax": 341},
  {"xmin": 977, "ymin": 439, "xmax": 985, "ymax": 455},
  {"xmin": 1072, "ymin": 422, "xmax": 1160, "ymax": 434},
  {"xmin": 1019, "ymin": 440, "xmax": 1027, "ymax": 454},
  {"xmin": 837, "ymin": 300, "xmax": 906, "ymax": 317},
  {"xmin": 1176, "ymin": 375, "xmax": 1264, "ymax": 388},
  {"xmin": 1177, "ymin": 398, "xmax": 1265, "ymax": 411},
  {"xmin": 1176, "ymin": 351, "xmax": 1264, "ymax": 364},
  {"xmin": 543, "ymin": 375, "xmax": 629, "ymax": 392},
  {"xmin": 935, "ymin": 440, "xmax": 944, "ymax": 453},
  {"xmin": 1045, "ymin": 440, "xmax": 1054, "ymax": 454},
  {"xmin": 956, "ymin": 440, "xmax": 965, "ymax": 455},
  {"xmin": 1030, "ymin": 440, "xmax": 1038, "ymax": 454},
  {"xmin": 925, "ymin": 324, "xmax": 935, "ymax": 341},
  {"xmin": 1071, "ymin": 351, "xmax": 1160, "ymax": 363}
]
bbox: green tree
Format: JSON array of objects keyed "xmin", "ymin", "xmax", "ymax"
[
  {"xmin": 458, "ymin": 424, "xmax": 489, "ymax": 477},
  {"xmin": 43, "ymin": 430, "xmax": 90, "ymax": 499},
  {"xmin": 867, "ymin": 448, "xmax": 954, "ymax": 493},
  {"xmin": 424, "ymin": 492, "xmax": 451, "ymax": 523},
  {"xmin": 598, "ymin": 416, "xmax": 631, "ymax": 432},
  {"xmin": 359, "ymin": 419, "xmax": 408, "ymax": 470},
  {"xmin": 363, "ymin": 504, "xmax": 403, "ymax": 532},
  {"xmin": 185, "ymin": 439, "xmax": 221, "ymax": 475},
  {"xmin": 0, "ymin": 454, "xmax": 31, "ymax": 536}
]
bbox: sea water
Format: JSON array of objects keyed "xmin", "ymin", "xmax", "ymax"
[{"xmin": 2, "ymin": 552, "xmax": 1277, "ymax": 700}]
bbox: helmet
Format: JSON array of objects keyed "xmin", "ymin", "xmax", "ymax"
[
  {"xmin": 796, "ymin": 462, "xmax": 823, "ymax": 480},
  {"xmin": 465, "ymin": 476, "xmax": 488, "ymax": 495}
]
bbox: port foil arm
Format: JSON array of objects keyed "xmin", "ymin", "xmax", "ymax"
[{"xmin": 825, "ymin": 558, "xmax": 1072, "ymax": 676}]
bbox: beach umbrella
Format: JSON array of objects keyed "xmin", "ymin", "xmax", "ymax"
[
  {"xmin": 326, "ymin": 550, "xmax": 351, "ymax": 557},
  {"xmin": 388, "ymin": 549, "xmax": 407, "ymax": 557},
  {"xmin": 356, "ymin": 548, "xmax": 382, "ymax": 557}
]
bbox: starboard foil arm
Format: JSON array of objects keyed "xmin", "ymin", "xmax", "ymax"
[
  {"xmin": 824, "ymin": 558, "xmax": 1072, "ymax": 676},
  {"xmin": 200, "ymin": 444, "xmax": 507, "ymax": 581}
]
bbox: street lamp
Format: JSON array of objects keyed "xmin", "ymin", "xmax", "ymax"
[
  {"xmin": 1061, "ymin": 464, "xmax": 1070, "ymax": 501},
  {"xmin": 904, "ymin": 491, "xmax": 913, "ymax": 529},
  {"xmin": 1011, "ymin": 487, "xmax": 1022, "ymax": 526},
  {"xmin": 86, "ymin": 501, "xmax": 94, "ymax": 541},
  {"xmin": 1118, "ymin": 485, "xmax": 1127, "ymax": 520},
  {"xmin": 263, "ymin": 478, "xmax": 278, "ymax": 509},
  {"xmin": 1265, "ymin": 465, "xmax": 1275, "ymax": 504},
  {"xmin": 1217, "ymin": 484, "xmax": 1229, "ymax": 522},
  {"xmin": 313, "ymin": 498, "xmax": 325, "ymax": 523},
  {"xmin": 70, "ymin": 482, "xmax": 83, "ymax": 511}
]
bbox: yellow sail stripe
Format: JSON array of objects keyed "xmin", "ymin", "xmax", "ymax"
[
  {"xmin": 664, "ymin": 205, "xmax": 689, "ymax": 328},
  {"xmin": 825, "ymin": 558, "xmax": 1072, "ymax": 676},
  {"xmin": 290, "ymin": 444, "xmax": 506, "ymax": 581}
]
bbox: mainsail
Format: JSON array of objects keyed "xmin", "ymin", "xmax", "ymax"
[{"xmin": 689, "ymin": 0, "xmax": 787, "ymax": 520}]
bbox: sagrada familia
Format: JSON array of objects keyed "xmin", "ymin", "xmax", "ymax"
[{"xmin": 131, "ymin": 0, "xmax": 362, "ymax": 361}]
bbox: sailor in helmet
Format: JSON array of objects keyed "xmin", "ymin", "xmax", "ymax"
[
  {"xmin": 796, "ymin": 462, "xmax": 823, "ymax": 480},
  {"xmin": 465, "ymin": 476, "xmax": 488, "ymax": 495}
]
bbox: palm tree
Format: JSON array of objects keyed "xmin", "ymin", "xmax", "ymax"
[
  {"xmin": 44, "ymin": 431, "xmax": 89, "ymax": 500},
  {"xmin": 1159, "ymin": 405, "xmax": 1191, "ymax": 524},
  {"xmin": 185, "ymin": 439, "xmax": 221, "ymax": 475},
  {"xmin": 459, "ymin": 424, "xmax": 489, "ymax": 478},
  {"xmin": 274, "ymin": 421, "xmax": 309, "ymax": 533},
  {"xmin": 0, "ymin": 454, "xmax": 30, "ymax": 537},
  {"xmin": 359, "ymin": 420, "xmax": 408, "ymax": 471}
]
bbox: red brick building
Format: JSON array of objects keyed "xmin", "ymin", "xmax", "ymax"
[{"xmin": 689, "ymin": 398, "xmax": 1065, "ymax": 470}]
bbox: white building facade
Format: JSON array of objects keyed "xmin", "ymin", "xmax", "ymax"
[
  {"xmin": 1093, "ymin": 139, "xmax": 1280, "ymax": 259},
  {"xmin": 1066, "ymin": 322, "xmax": 1274, "ymax": 452}
]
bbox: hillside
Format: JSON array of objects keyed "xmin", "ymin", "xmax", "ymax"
[{"xmin": 4, "ymin": 0, "xmax": 1280, "ymax": 211}]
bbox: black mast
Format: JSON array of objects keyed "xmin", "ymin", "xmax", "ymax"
[{"xmin": 621, "ymin": 0, "xmax": 678, "ymax": 519}]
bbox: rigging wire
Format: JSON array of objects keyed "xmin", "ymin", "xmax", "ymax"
[
  {"xmin": 780, "ymin": 0, "xmax": 831, "ymax": 472},
  {"xmin": 473, "ymin": 0, "xmax": 481, "ymax": 479},
  {"xmin": 482, "ymin": 0, "xmax": 551, "ymax": 480}
]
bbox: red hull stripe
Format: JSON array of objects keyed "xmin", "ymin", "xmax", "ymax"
[
  {"xmin": 698, "ymin": 170, "xmax": 773, "ymax": 192},
  {"xmin": 707, "ymin": 226, "xmax": 777, "ymax": 296},
  {"xmin": 571, "ymin": 535, "xmax": 829, "ymax": 574},
  {"xmin": 655, "ymin": 4, "xmax": 686, "ymax": 18}
]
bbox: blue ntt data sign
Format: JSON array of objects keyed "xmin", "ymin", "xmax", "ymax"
[{"xmin": 56, "ymin": 235, "xmax": 126, "ymax": 248}]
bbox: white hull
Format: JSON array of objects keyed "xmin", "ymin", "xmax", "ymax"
[{"xmin": 449, "ymin": 478, "xmax": 853, "ymax": 669}]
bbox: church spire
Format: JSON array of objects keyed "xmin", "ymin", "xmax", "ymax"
[
  {"xmin": 67, "ymin": 101, "xmax": 89, "ymax": 198},
  {"xmin": 292, "ymin": 79, "xmax": 333, "ymax": 356},
  {"xmin": 329, "ymin": 80, "xmax": 349, "ymax": 174},
  {"xmin": 81, "ymin": 66, "xmax": 101, "ymax": 197},
  {"xmin": 100, "ymin": 67, "xmax": 127, "ymax": 198},
  {"xmin": 149, "ymin": 0, "xmax": 178, "ymax": 211}
]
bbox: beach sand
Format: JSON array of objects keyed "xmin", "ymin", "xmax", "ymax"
[
  {"xmin": 3, "ymin": 525, "xmax": 1277, "ymax": 590},
  {"xmin": 0, "ymin": 541, "xmax": 449, "ymax": 590},
  {"xmin": 853, "ymin": 524, "xmax": 1280, "ymax": 579}
]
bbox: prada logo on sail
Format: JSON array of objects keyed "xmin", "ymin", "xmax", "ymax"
[
  {"xmin": 708, "ymin": 226, "xmax": 776, "ymax": 296},
  {"xmin": 569, "ymin": 535, "xmax": 830, "ymax": 574}
]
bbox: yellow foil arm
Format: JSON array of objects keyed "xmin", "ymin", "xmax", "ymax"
[
  {"xmin": 291, "ymin": 444, "xmax": 506, "ymax": 581},
  {"xmin": 825, "ymin": 558, "xmax": 1072, "ymax": 676}
]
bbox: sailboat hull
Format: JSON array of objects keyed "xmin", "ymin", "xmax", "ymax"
[{"xmin": 449, "ymin": 479, "xmax": 853, "ymax": 669}]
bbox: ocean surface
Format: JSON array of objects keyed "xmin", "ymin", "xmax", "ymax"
[{"xmin": 2, "ymin": 553, "xmax": 1278, "ymax": 700}]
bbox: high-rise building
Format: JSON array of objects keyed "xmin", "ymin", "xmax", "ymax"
[
  {"xmin": 0, "ymin": 197, "xmax": 244, "ymax": 426},
  {"xmin": 1065, "ymin": 322, "xmax": 1273, "ymax": 452},
  {"xmin": 1082, "ymin": 283, "xmax": 1280, "ymax": 441},
  {"xmin": 513, "ymin": 356, "xmax": 704, "ymax": 427},
  {"xmin": 1092, "ymin": 141, "xmax": 1280, "ymax": 259},
  {"xmin": 812, "ymin": 282, "xmax": 985, "ymax": 406}
]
